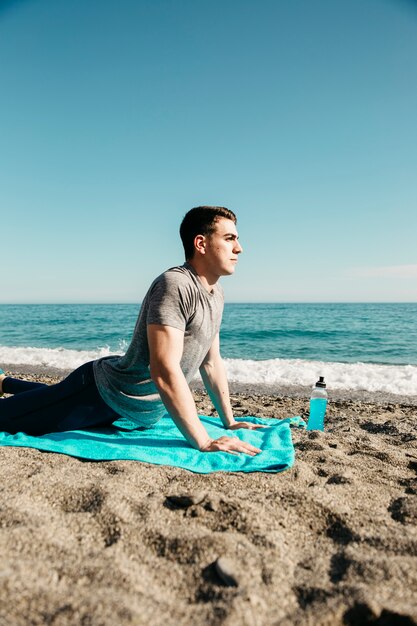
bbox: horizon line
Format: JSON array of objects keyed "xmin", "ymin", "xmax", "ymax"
[{"xmin": 0, "ymin": 301, "xmax": 416, "ymax": 306}]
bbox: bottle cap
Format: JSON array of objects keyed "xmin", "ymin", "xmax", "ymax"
[{"xmin": 315, "ymin": 376, "xmax": 326, "ymax": 388}]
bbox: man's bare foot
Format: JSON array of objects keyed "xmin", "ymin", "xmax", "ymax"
[{"xmin": 0, "ymin": 371, "xmax": 6, "ymax": 396}]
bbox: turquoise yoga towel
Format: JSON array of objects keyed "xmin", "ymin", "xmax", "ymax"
[{"xmin": 0, "ymin": 415, "xmax": 305, "ymax": 474}]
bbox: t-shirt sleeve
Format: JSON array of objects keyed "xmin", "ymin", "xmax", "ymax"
[{"xmin": 146, "ymin": 272, "xmax": 195, "ymax": 331}]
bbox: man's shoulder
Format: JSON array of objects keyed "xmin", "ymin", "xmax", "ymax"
[
  {"xmin": 151, "ymin": 264, "xmax": 196, "ymax": 289},
  {"xmin": 145, "ymin": 265, "xmax": 200, "ymax": 307},
  {"xmin": 147, "ymin": 263, "xmax": 223, "ymax": 304}
]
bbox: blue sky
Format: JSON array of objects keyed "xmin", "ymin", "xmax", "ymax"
[{"xmin": 1, "ymin": 0, "xmax": 416, "ymax": 303}]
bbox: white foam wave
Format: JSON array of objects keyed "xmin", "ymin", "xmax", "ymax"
[
  {"xmin": 223, "ymin": 358, "xmax": 417, "ymax": 396},
  {"xmin": 0, "ymin": 345, "xmax": 117, "ymax": 370},
  {"xmin": 1, "ymin": 346, "xmax": 416, "ymax": 396}
]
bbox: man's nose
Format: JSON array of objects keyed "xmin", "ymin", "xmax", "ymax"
[{"xmin": 234, "ymin": 240, "xmax": 243, "ymax": 254}]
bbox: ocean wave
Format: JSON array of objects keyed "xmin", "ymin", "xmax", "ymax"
[
  {"xmin": 1, "ymin": 345, "xmax": 416, "ymax": 396},
  {"xmin": 223, "ymin": 358, "xmax": 417, "ymax": 396},
  {"xmin": 0, "ymin": 345, "xmax": 116, "ymax": 370}
]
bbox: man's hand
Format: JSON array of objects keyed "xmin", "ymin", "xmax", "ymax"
[
  {"xmin": 201, "ymin": 435, "xmax": 261, "ymax": 456},
  {"xmin": 227, "ymin": 421, "xmax": 267, "ymax": 432}
]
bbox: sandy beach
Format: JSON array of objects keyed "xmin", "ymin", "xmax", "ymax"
[{"xmin": 0, "ymin": 366, "xmax": 416, "ymax": 626}]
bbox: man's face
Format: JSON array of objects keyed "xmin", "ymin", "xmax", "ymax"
[{"xmin": 203, "ymin": 218, "xmax": 243, "ymax": 277}]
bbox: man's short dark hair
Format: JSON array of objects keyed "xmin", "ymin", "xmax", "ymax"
[{"xmin": 180, "ymin": 206, "xmax": 237, "ymax": 260}]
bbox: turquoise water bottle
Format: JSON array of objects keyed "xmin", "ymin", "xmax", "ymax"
[{"xmin": 306, "ymin": 376, "xmax": 328, "ymax": 431}]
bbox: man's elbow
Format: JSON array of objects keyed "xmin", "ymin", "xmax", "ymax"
[
  {"xmin": 200, "ymin": 358, "xmax": 218, "ymax": 375},
  {"xmin": 150, "ymin": 362, "xmax": 179, "ymax": 390},
  {"xmin": 149, "ymin": 365, "xmax": 166, "ymax": 387}
]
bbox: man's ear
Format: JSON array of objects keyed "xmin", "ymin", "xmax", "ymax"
[{"xmin": 194, "ymin": 234, "xmax": 206, "ymax": 255}]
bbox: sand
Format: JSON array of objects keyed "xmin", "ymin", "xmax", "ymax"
[{"xmin": 0, "ymin": 367, "xmax": 416, "ymax": 626}]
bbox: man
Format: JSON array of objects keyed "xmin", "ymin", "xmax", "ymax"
[
  {"xmin": 0, "ymin": 206, "xmax": 262, "ymax": 456},
  {"xmin": 151, "ymin": 206, "xmax": 264, "ymax": 454},
  {"xmin": 94, "ymin": 205, "xmax": 263, "ymax": 455}
]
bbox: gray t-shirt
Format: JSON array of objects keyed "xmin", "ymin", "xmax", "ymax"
[{"xmin": 93, "ymin": 263, "xmax": 224, "ymax": 427}]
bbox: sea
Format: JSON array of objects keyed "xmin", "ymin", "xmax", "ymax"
[{"xmin": 0, "ymin": 303, "xmax": 416, "ymax": 397}]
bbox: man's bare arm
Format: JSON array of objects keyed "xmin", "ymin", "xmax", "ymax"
[
  {"xmin": 199, "ymin": 333, "xmax": 266, "ymax": 433},
  {"xmin": 147, "ymin": 324, "xmax": 261, "ymax": 454},
  {"xmin": 199, "ymin": 333, "xmax": 235, "ymax": 427}
]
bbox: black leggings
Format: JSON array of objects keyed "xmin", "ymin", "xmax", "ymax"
[{"xmin": 0, "ymin": 361, "xmax": 118, "ymax": 435}]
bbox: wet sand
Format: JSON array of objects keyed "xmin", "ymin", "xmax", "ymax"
[{"xmin": 0, "ymin": 367, "xmax": 416, "ymax": 625}]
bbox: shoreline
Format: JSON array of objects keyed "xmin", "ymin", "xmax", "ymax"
[{"xmin": 2, "ymin": 362, "xmax": 417, "ymax": 407}]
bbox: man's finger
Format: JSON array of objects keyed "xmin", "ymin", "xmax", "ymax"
[
  {"xmin": 229, "ymin": 422, "xmax": 268, "ymax": 430},
  {"xmin": 210, "ymin": 436, "xmax": 262, "ymax": 456},
  {"xmin": 234, "ymin": 443, "xmax": 261, "ymax": 454}
]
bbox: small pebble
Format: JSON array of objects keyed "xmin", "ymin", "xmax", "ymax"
[
  {"xmin": 214, "ymin": 556, "xmax": 240, "ymax": 587},
  {"xmin": 166, "ymin": 492, "xmax": 206, "ymax": 508},
  {"xmin": 327, "ymin": 474, "xmax": 351, "ymax": 485}
]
